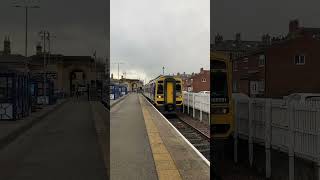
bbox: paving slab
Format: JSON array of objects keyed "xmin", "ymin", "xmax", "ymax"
[
  {"xmin": 110, "ymin": 93, "xmax": 157, "ymax": 180},
  {"xmin": 0, "ymin": 99, "xmax": 107, "ymax": 180},
  {"xmin": 0, "ymin": 99, "xmax": 68, "ymax": 150},
  {"xmin": 139, "ymin": 94, "xmax": 210, "ymax": 180}
]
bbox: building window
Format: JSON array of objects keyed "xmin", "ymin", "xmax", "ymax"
[
  {"xmin": 201, "ymin": 78, "xmax": 206, "ymax": 82},
  {"xmin": 233, "ymin": 80, "xmax": 238, "ymax": 92},
  {"xmin": 258, "ymin": 55, "xmax": 265, "ymax": 66},
  {"xmin": 294, "ymin": 55, "xmax": 305, "ymax": 65},
  {"xmin": 258, "ymin": 80, "xmax": 265, "ymax": 92}
]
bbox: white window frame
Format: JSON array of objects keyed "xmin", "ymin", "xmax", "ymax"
[
  {"xmin": 233, "ymin": 61, "xmax": 238, "ymax": 71},
  {"xmin": 294, "ymin": 55, "xmax": 305, "ymax": 65},
  {"xmin": 201, "ymin": 78, "xmax": 206, "ymax": 82},
  {"xmin": 258, "ymin": 55, "xmax": 265, "ymax": 67}
]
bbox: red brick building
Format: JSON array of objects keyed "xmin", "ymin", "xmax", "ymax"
[
  {"xmin": 233, "ymin": 20, "xmax": 320, "ymax": 98},
  {"xmin": 176, "ymin": 72, "xmax": 192, "ymax": 91},
  {"xmin": 184, "ymin": 68, "xmax": 210, "ymax": 92}
]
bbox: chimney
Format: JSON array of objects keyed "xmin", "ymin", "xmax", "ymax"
[
  {"xmin": 111, "ymin": 73, "xmax": 114, "ymax": 79},
  {"xmin": 214, "ymin": 33, "xmax": 223, "ymax": 44},
  {"xmin": 36, "ymin": 43, "xmax": 42, "ymax": 55},
  {"xmin": 3, "ymin": 36, "xmax": 11, "ymax": 55},
  {"xmin": 200, "ymin": 68, "xmax": 204, "ymax": 73},
  {"xmin": 262, "ymin": 34, "xmax": 271, "ymax": 45},
  {"xmin": 289, "ymin": 19, "xmax": 299, "ymax": 33},
  {"xmin": 235, "ymin": 33, "xmax": 241, "ymax": 42}
]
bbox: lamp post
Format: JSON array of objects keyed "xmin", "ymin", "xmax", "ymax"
[{"xmin": 13, "ymin": 1, "xmax": 40, "ymax": 71}]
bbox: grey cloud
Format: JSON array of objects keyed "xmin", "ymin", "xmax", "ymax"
[
  {"xmin": 0, "ymin": 0, "xmax": 107, "ymax": 58},
  {"xmin": 213, "ymin": 0, "xmax": 320, "ymax": 40},
  {"xmin": 111, "ymin": 0, "xmax": 209, "ymax": 82}
]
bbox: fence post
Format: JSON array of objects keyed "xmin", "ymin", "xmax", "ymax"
[
  {"xmin": 192, "ymin": 93, "xmax": 195, "ymax": 118},
  {"xmin": 183, "ymin": 101, "xmax": 185, "ymax": 113},
  {"xmin": 200, "ymin": 95, "xmax": 203, "ymax": 122},
  {"xmin": 265, "ymin": 98, "xmax": 272, "ymax": 179},
  {"xmin": 234, "ymin": 98, "xmax": 238, "ymax": 163},
  {"xmin": 288, "ymin": 102, "xmax": 295, "ymax": 180},
  {"xmin": 188, "ymin": 93, "xmax": 190, "ymax": 115},
  {"xmin": 182, "ymin": 93, "xmax": 185, "ymax": 113},
  {"xmin": 248, "ymin": 98, "xmax": 254, "ymax": 167},
  {"xmin": 316, "ymin": 109, "xmax": 320, "ymax": 180}
]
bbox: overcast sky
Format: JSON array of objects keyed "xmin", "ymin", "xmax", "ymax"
[
  {"xmin": 0, "ymin": 0, "xmax": 107, "ymax": 60},
  {"xmin": 213, "ymin": 0, "xmax": 320, "ymax": 41},
  {"xmin": 111, "ymin": 0, "xmax": 210, "ymax": 83}
]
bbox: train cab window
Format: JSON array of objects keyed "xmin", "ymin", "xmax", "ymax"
[
  {"xmin": 157, "ymin": 84, "xmax": 164, "ymax": 94},
  {"xmin": 176, "ymin": 84, "xmax": 181, "ymax": 92}
]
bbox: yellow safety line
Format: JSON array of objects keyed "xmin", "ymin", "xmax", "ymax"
[{"xmin": 139, "ymin": 96, "xmax": 182, "ymax": 180}]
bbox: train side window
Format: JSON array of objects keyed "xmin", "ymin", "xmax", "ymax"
[{"xmin": 157, "ymin": 84, "xmax": 163, "ymax": 94}]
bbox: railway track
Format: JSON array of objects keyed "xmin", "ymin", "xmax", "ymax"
[{"xmin": 165, "ymin": 114, "xmax": 210, "ymax": 161}]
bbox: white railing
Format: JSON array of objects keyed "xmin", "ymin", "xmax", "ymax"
[
  {"xmin": 182, "ymin": 92, "xmax": 210, "ymax": 121},
  {"xmin": 234, "ymin": 97, "xmax": 320, "ymax": 179}
]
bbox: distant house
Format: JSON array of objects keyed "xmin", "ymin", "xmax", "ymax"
[
  {"xmin": 233, "ymin": 20, "xmax": 320, "ymax": 98},
  {"xmin": 175, "ymin": 72, "xmax": 192, "ymax": 91},
  {"xmin": 184, "ymin": 68, "xmax": 210, "ymax": 93},
  {"xmin": 211, "ymin": 32, "xmax": 264, "ymax": 61}
]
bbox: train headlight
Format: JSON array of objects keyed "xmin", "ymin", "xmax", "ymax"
[{"xmin": 157, "ymin": 95, "xmax": 163, "ymax": 98}]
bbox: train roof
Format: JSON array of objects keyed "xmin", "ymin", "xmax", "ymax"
[
  {"xmin": 210, "ymin": 51, "xmax": 230, "ymax": 61},
  {"xmin": 150, "ymin": 75, "xmax": 181, "ymax": 81}
]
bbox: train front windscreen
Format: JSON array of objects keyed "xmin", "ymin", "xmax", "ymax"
[{"xmin": 211, "ymin": 60, "xmax": 229, "ymax": 105}]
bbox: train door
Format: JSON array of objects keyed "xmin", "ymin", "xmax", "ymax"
[
  {"xmin": 166, "ymin": 82, "xmax": 174, "ymax": 104},
  {"xmin": 164, "ymin": 78, "xmax": 176, "ymax": 111}
]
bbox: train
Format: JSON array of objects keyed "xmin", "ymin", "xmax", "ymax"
[
  {"xmin": 142, "ymin": 75, "xmax": 183, "ymax": 113},
  {"xmin": 211, "ymin": 51, "xmax": 234, "ymax": 139}
]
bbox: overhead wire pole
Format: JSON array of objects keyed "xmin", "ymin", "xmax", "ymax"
[
  {"xmin": 111, "ymin": 62, "xmax": 124, "ymax": 84},
  {"xmin": 47, "ymin": 32, "xmax": 56, "ymax": 65},
  {"xmin": 13, "ymin": 1, "xmax": 40, "ymax": 72},
  {"xmin": 39, "ymin": 30, "xmax": 48, "ymax": 104},
  {"xmin": 93, "ymin": 51, "xmax": 97, "ymax": 90}
]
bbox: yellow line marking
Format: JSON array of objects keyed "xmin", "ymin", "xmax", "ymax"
[{"xmin": 139, "ymin": 96, "xmax": 182, "ymax": 180}]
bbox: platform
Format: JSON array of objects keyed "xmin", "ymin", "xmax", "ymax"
[
  {"xmin": 110, "ymin": 93, "xmax": 209, "ymax": 180},
  {"xmin": 0, "ymin": 99, "xmax": 107, "ymax": 180}
]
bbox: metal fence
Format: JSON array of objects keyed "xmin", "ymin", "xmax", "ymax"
[
  {"xmin": 0, "ymin": 71, "xmax": 31, "ymax": 120},
  {"xmin": 182, "ymin": 92, "xmax": 210, "ymax": 121},
  {"xmin": 234, "ymin": 97, "xmax": 320, "ymax": 179}
]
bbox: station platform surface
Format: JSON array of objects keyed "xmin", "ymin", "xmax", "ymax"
[
  {"xmin": 110, "ymin": 93, "xmax": 210, "ymax": 180},
  {"xmin": 0, "ymin": 99, "xmax": 107, "ymax": 180}
]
